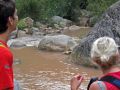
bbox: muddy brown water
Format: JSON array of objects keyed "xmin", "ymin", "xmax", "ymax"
[{"xmin": 12, "ymin": 27, "xmax": 102, "ymax": 90}]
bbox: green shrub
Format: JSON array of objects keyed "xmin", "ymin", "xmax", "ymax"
[
  {"xmin": 86, "ymin": 0, "xmax": 119, "ymax": 25},
  {"xmin": 17, "ymin": 19, "xmax": 27, "ymax": 30},
  {"xmin": 16, "ymin": 0, "xmax": 40, "ymax": 21}
]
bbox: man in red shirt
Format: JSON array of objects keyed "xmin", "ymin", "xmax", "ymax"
[{"xmin": 0, "ymin": 0, "xmax": 18, "ymax": 89}]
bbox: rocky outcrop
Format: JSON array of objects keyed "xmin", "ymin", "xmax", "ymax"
[
  {"xmin": 8, "ymin": 34, "xmax": 79, "ymax": 52},
  {"xmin": 71, "ymin": 1, "xmax": 120, "ymax": 67}
]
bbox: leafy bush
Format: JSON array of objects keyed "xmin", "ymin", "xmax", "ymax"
[
  {"xmin": 17, "ymin": 19, "xmax": 27, "ymax": 30},
  {"xmin": 87, "ymin": 0, "xmax": 118, "ymax": 16},
  {"xmin": 86, "ymin": 0, "xmax": 119, "ymax": 25},
  {"xmin": 16, "ymin": 0, "xmax": 40, "ymax": 21}
]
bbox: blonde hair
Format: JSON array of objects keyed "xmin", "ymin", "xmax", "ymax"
[{"xmin": 91, "ymin": 37, "xmax": 119, "ymax": 67}]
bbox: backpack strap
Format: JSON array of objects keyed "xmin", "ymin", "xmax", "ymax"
[
  {"xmin": 87, "ymin": 76, "xmax": 120, "ymax": 90},
  {"xmin": 100, "ymin": 75, "xmax": 120, "ymax": 89},
  {"xmin": 87, "ymin": 77, "xmax": 98, "ymax": 90},
  {"xmin": 97, "ymin": 81, "xmax": 106, "ymax": 90}
]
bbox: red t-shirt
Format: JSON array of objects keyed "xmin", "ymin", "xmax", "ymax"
[
  {"xmin": 103, "ymin": 71, "xmax": 120, "ymax": 90},
  {"xmin": 0, "ymin": 40, "xmax": 13, "ymax": 90}
]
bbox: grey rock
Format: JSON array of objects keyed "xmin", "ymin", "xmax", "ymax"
[
  {"xmin": 51, "ymin": 16, "xmax": 72, "ymax": 27},
  {"xmin": 38, "ymin": 35, "xmax": 78, "ymax": 52},
  {"xmin": 8, "ymin": 36, "xmax": 43, "ymax": 48},
  {"xmin": 14, "ymin": 59, "xmax": 21, "ymax": 65},
  {"xmin": 9, "ymin": 40, "xmax": 26, "ymax": 48},
  {"xmin": 71, "ymin": 1, "xmax": 120, "ymax": 67},
  {"xmin": 14, "ymin": 79, "xmax": 21, "ymax": 90}
]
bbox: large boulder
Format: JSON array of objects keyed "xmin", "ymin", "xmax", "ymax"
[
  {"xmin": 38, "ymin": 35, "xmax": 78, "ymax": 52},
  {"xmin": 51, "ymin": 16, "xmax": 72, "ymax": 27},
  {"xmin": 71, "ymin": 1, "xmax": 120, "ymax": 67}
]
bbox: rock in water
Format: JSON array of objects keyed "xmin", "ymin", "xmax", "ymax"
[
  {"xmin": 38, "ymin": 35, "xmax": 78, "ymax": 52},
  {"xmin": 71, "ymin": 1, "xmax": 120, "ymax": 67}
]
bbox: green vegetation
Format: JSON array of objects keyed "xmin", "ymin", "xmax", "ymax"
[
  {"xmin": 87, "ymin": 0, "xmax": 118, "ymax": 16},
  {"xmin": 16, "ymin": 0, "xmax": 119, "ymax": 25},
  {"xmin": 17, "ymin": 18, "xmax": 27, "ymax": 30},
  {"xmin": 16, "ymin": 0, "xmax": 40, "ymax": 21}
]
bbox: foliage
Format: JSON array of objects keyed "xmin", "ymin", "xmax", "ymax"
[
  {"xmin": 16, "ymin": 0, "xmax": 40, "ymax": 21},
  {"xmin": 16, "ymin": 0, "xmax": 119, "ymax": 25},
  {"xmin": 68, "ymin": 0, "xmax": 88, "ymax": 21},
  {"xmin": 87, "ymin": 0, "xmax": 118, "ymax": 16},
  {"xmin": 17, "ymin": 19, "xmax": 27, "ymax": 30},
  {"xmin": 87, "ymin": 0, "xmax": 119, "ymax": 25},
  {"xmin": 16, "ymin": 0, "xmax": 70, "ymax": 22}
]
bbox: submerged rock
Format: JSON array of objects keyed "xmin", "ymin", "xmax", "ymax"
[
  {"xmin": 14, "ymin": 59, "xmax": 22, "ymax": 65},
  {"xmin": 71, "ymin": 1, "xmax": 120, "ymax": 67}
]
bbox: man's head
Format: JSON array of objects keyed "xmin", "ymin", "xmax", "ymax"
[{"xmin": 0, "ymin": 0, "xmax": 18, "ymax": 34}]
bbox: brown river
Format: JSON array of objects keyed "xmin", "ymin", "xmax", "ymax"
[{"xmin": 11, "ymin": 27, "xmax": 102, "ymax": 90}]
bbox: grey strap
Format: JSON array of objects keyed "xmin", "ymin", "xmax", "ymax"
[{"xmin": 97, "ymin": 81, "xmax": 105, "ymax": 90}]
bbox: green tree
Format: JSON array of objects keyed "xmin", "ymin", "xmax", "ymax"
[
  {"xmin": 87, "ymin": 0, "xmax": 118, "ymax": 16},
  {"xmin": 16, "ymin": 0, "xmax": 40, "ymax": 21}
]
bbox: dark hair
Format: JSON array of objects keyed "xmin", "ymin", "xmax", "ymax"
[{"xmin": 0, "ymin": 0, "xmax": 15, "ymax": 34}]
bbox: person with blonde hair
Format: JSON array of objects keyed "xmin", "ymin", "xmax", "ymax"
[{"xmin": 71, "ymin": 36, "xmax": 120, "ymax": 90}]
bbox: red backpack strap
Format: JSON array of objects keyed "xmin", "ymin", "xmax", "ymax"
[{"xmin": 100, "ymin": 75, "xmax": 120, "ymax": 89}]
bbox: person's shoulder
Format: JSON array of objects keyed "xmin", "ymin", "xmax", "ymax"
[
  {"xmin": 89, "ymin": 81, "xmax": 106, "ymax": 90},
  {"xmin": 0, "ymin": 46, "xmax": 10, "ymax": 53},
  {"xmin": 0, "ymin": 46, "xmax": 12, "ymax": 57}
]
